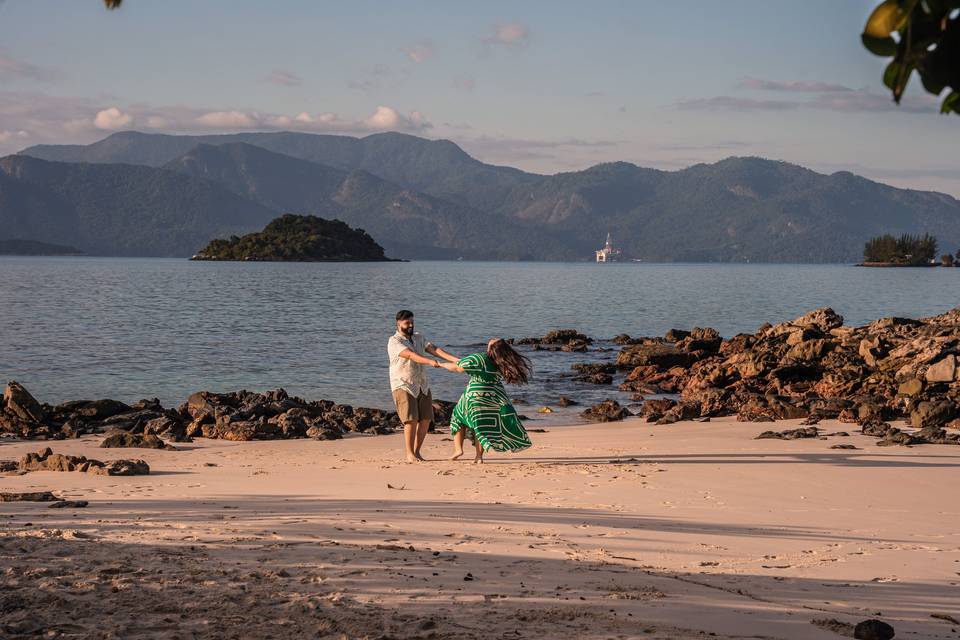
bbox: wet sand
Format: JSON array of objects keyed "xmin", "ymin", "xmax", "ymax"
[{"xmin": 2, "ymin": 416, "xmax": 959, "ymax": 639}]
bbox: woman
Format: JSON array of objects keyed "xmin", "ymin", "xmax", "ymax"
[{"xmin": 441, "ymin": 338, "xmax": 533, "ymax": 463}]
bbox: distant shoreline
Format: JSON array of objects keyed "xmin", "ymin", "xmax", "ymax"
[{"xmin": 856, "ymin": 262, "xmax": 941, "ymax": 267}]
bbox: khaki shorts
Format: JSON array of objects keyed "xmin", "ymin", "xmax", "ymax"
[{"xmin": 392, "ymin": 389, "xmax": 434, "ymax": 424}]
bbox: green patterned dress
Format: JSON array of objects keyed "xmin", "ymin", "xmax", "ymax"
[{"xmin": 450, "ymin": 353, "xmax": 532, "ymax": 452}]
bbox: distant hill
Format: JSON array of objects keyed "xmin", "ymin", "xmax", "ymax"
[
  {"xmin": 0, "ymin": 239, "xmax": 84, "ymax": 255},
  {"xmin": 23, "ymin": 130, "xmax": 537, "ymax": 212},
  {"xmin": 193, "ymin": 214, "xmax": 394, "ymax": 262},
  {"xmin": 162, "ymin": 142, "xmax": 574, "ymax": 260},
  {"xmin": 0, "ymin": 155, "xmax": 275, "ymax": 256},
  {"xmin": 16, "ymin": 131, "xmax": 960, "ymax": 262}
]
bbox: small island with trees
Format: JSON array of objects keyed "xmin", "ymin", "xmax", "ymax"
[
  {"xmin": 191, "ymin": 214, "xmax": 396, "ymax": 262},
  {"xmin": 860, "ymin": 233, "xmax": 957, "ymax": 267}
]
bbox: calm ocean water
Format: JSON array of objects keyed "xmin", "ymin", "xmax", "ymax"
[{"xmin": 2, "ymin": 257, "xmax": 959, "ymax": 423}]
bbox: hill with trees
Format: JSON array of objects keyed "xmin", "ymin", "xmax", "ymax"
[{"xmin": 191, "ymin": 214, "xmax": 393, "ymax": 261}]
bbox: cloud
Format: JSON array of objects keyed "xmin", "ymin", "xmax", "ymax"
[
  {"xmin": 0, "ymin": 52, "xmax": 61, "ymax": 83},
  {"xmin": 675, "ymin": 90, "xmax": 939, "ymax": 114},
  {"xmin": 93, "ymin": 107, "xmax": 133, "ymax": 130},
  {"xmin": 403, "ymin": 41, "xmax": 434, "ymax": 63},
  {"xmin": 195, "ymin": 110, "xmax": 259, "ymax": 128},
  {"xmin": 485, "ymin": 22, "xmax": 530, "ymax": 48},
  {"xmin": 0, "ymin": 129, "xmax": 28, "ymax": 143},
  {"xmin": 453, "ymin": 74, "xmax": 475, "ymax": 91},
  {"xmin": 736, "ymin": 77, "xmax": 853, "ymax": 93},
  {"xmin": 675, "ymin": 96, "xmax": 800, "ymax": 111},
  {"xmin": 363, "ymin": 105, "xmax": 429, "ymax": 131},
  {"xmin": 0, "ymin": 91, "xmax": 433, "ymax": 156},
  {"xmin": 455, "ymin": 135, "xmax": 620, "ymax": 163},
  {"xmin": 264, "ymin": 69, "xmax": 302, "ymax": 86}
]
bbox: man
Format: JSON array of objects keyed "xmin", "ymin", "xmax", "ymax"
[{"xmin": 388, "ymin": 310, "xmax": 459, "ymax": 462}]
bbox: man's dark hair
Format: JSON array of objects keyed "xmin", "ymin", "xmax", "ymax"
[{"xmin": 396, "ymin": 310, "xmax": 414, "ymax": 321}]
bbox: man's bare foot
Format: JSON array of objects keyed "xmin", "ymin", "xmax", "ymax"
[
  {"xmin": 449, "ymin": 449, "xmax": 464, "ymax": 460},
  {"xmin": 405, "ymin": 454, "xmax": 419, "ymax": 463}
]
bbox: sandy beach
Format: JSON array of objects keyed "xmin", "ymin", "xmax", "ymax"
[{"xmin": 2, "ymin": 416, "xmax": 958, "ymax": 639}]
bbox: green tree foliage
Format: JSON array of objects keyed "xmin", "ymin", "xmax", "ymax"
[
  {"xmin": 862, "ymin": 0, "xmax": 960, "ymax": 114},
  {"xmin": 194, "ymin": 214, "xmax": 391, "ymax": 261},
  {"xmin": 864, "ymin": 232, "xmax": 938, "ymax": 264},
  {"xmin": 941, "ymin": 252, "xmax": 956, "ymax": 265}
]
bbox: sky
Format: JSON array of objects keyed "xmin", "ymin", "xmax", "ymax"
[{"xmin": 1, "ymin": 0, "xmax": 958, "ymax": 196}]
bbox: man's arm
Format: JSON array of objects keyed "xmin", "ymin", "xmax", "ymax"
[
  {"xmin": 426, "ymin": 344, "xmax": 460, "ymax": 363},
  {"xmin": 398, "ymin": 348, "xmax": 441, "ymax": 368}
]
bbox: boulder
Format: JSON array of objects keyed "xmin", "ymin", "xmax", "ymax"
[
  {"xmin": 100, "ymin": 430, "xmax": 174, "ymax": 450},
  {"xmin": 143, "ymin": 415, "xmax": 190, "ymax": 442},
  {"xmin": 18, "ymin": 447, "xmax": 149, "ymax": 475},
  {"xmin": 853, "ymin": 619, "xmax": 895, "ymax": 640},
  {"xmin": 755, "ymin": 427, "xmax": 819, "ymax": 440},
  {"xmin": 785, "ymin": 338, "xmax": 836, "ymax": 362},
  {"xmin": 54, "ymin": 398, "xmax": 131, "ymax": 421},
  {"xmin": 557, "ymin": 396, "xmax": 578, "ymax": 407},
  {"xmin": 581, "ymin": 400, "xmax": 632, "ymax": 423},
  {"xmin": 0, "ymin": 491, "xmax": 62, "ymax": 502},
  {"xmin": 541, "ymin": 329, "xmax": 592, "ymax": 345},
  {"xmin": 664, "ymin": 329, "xmax": 691, "ymax": 343},
  {"xmin": 910, "ymin": 399, "xmax": 958, "ymax": 429},
  {"xmin": 640, "ymin": 398, "xmax": 677, "ymax": 416},
  {"xmin": 3, "ymin": 380, "xmax": 44, "ymax": 422},
  {"xmin": 790, "ymin": 307, "xmax": 844, "ymax": 332},
  {"xmin": 616, "ymin": 343, "xmax": 694, "ymax": 370},
  {"xmin": 925, "ymin": 355, "xmax": 957, "ymax": 382},
  {"xmin": 571, "ymin": 363, "xmax": 617, "ymax": 375},
  {"xmin": 897, "ymin": 378, "xmax": 924, "ymax": 396},
  {"xmin": 573, "ymin": 372, "xmax": 613, "ymax": 385},
  {"xmin": 101, "ymin": 459, "xmax": 151, "ymax": 476}
]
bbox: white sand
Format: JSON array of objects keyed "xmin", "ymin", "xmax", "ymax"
[{"xmin": 2, "ymin": 416, "xmax": 958, "ymax": 639}]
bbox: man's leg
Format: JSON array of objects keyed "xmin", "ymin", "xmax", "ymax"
[
  {"xmin": 393, "ymin": 390, "xmax": 420, "ymax": 463},
  {"xmin": 403, "ymin": 421, "xmax": 419, "ymax": 463},
  {"xmin": 413, "ymin": 391, "xmax": 433, "ymax": 460},
  {"xmin": 415, "ymin": 419, "xmax": 430, "ymax": 460}
]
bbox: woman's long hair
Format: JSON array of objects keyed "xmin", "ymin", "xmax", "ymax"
[{"xmin": 487, "ymin": 339, "xmax": 532, "ymax": 385}]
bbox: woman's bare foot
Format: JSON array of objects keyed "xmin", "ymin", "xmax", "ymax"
[
  {"xmin": 415, "ymin": 453, "xmax": 427, "ymax": 462},
  {"xmin": 405, "ymin": 453, "xmax": 420, "ymax": 463},
  {"xmin": 449, "ymin": 449, "xmax": 464, "ymax": 460},
  {"xmin": 473, "ymin": 457, "xmax": 484, "ymax": 464}
]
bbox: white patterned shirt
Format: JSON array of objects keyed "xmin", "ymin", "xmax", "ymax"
[{"xmin": 388, "ymin": 331, "xmax": 435, "ymax": 396}]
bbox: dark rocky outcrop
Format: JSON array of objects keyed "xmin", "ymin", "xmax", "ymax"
[
  {"xmin": 755, "ymin": 427, "xmax": 820, "ymax": 440},
  {"xmin": 581, "ymin": 399, "xmax": 632, "ymax": 423},
  {"xmin": 2, "ymin": 381, "xmax": 406, "ymax": 443},
  {"xmin": 511, "ymin": 329, "xmax": 592, "ymax": 352},
  {"xmin": 18, "ymin": 447, "xmax": 149, "ymax": 476},
  {"xmin": 598, "ymin": 305, "xmax": 960, "ymax": 444},
  {"xmin": 100, "ymin": 430, "xmax": 175, "ymax": 450},
  {"xmin": 0, "ymin": 491, "xmax": 63, "ymax": 502},
  {"xmin": 853, "ymin": 619, "xmax": 895, "ymax": 640}
]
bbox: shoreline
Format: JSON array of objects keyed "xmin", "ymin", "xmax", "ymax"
[{"xmin": 2, "ymin": 416, "xmax": 958, "ymax": 639}]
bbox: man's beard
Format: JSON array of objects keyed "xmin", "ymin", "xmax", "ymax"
[{"xmin": 401, "ymin": 326, "xmax": 414, "ymax": 337}]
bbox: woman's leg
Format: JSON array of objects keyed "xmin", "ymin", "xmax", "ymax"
[
  {"xmin": 449, "ymin": 429, "xmax": 465, "ymax": 460},
  {"xmin": 473, "ymin": 438, "xmax": 484, "ymax": 464}
]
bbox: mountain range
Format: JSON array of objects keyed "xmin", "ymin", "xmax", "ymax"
[{"xmin": 6, "ymin": 130, "xmax": 959, "ymax": 261}]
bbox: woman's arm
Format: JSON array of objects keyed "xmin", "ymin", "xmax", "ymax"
[
  {"xmin": 441, "ymin": 362, "xmax": 465, "ymax": 373},
  {"xmin": 398, "ymin": 348, "xmax": 441, "ymax": 368}
]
